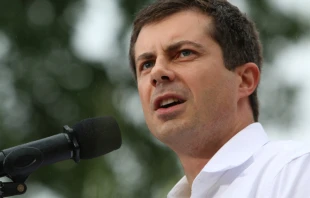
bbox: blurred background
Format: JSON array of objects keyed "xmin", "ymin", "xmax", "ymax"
[{"xmin": 0, "ymin": 0, "xmax": 309, "ymax": 197}]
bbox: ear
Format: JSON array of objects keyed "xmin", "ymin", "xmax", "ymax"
[{"xmin": 235, "ymin": 62, "xmax": 260, "ymax": 99}]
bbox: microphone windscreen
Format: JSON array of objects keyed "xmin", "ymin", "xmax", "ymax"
[{"xmin": 72, "ymin": 116, "xmax": 122, "ymax": 159}]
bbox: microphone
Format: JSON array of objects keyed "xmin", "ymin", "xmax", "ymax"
[{"xmin": 0, "ymin": 116, "xmax": 122, "ymax": 180}]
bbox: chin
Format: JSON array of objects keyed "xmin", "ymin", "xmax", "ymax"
[{"xmin": 154, "ymin": 127, "xmax": 183, "ymax": 145}]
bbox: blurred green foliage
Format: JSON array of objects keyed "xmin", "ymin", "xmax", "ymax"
[{"xmin": 0, "ymin": 0, "xmax": 309, "ymax": 197}]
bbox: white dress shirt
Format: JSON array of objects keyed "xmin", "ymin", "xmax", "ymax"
[{"xmin": 168, "ymin": 123, "xmax": 310, "ymax": 198}]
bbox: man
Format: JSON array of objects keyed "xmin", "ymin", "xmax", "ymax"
[{"xmin": 129, "ymin": 0, "xmax": 310, "ymax": 197}]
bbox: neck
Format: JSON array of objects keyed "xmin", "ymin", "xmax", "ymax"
[
  {"xmin": 177, "ymin": 155, "xmax": 209, "ymax": 186},
  {"xmin": 176, "ymin": 119, "xmax": 254, "ymax": 187},
  {"xmin": 176, "ymin": 133, "xmax": 226, "ymax": 186},
  {"xmin": 173, "ymin": 99, "xmax": 255, "ymax": 187}
]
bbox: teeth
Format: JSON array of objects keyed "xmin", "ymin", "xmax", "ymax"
[{"xmin": 160, "ymin": 98, "xmax": 179, "ymax": 107}]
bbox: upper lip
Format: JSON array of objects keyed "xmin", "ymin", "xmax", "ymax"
[{"xmin": 153, "ymin": 94, "xmax": 186, "ymax": 110}]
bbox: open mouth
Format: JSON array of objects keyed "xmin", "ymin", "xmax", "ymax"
[{"xmin": 158, "ymin": 98, "xmax": 185, "ymax": 109}]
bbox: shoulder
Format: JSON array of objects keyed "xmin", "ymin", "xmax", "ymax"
[
  {"xmin": 254, "ymin": 140, "xmax": 310, "ymax": 176},
  {"xmin": 259, "ymin": 140, "xmax": 310, "ymax": 198},
  {"xmin": 257, "ymin": 139, "xmax": 310, "ymax": 162},
  {"xmin": 246, "ymin": 139, "xmax": 310, "ymax": 177}
]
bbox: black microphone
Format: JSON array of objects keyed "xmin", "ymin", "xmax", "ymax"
[{"xmin": 0, "ymin": 116, "xmax": 122, "ymax": 180}]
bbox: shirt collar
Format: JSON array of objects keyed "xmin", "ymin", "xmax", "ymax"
[
  {"xmin": 202, "ymin": 122, "xmax": 269, "ymax": 173},
  {"xmin": 168, "ymin": 176, "xmax": 191, "ymax": 198}
]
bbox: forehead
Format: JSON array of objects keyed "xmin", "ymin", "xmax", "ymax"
[{"xmin": 134, "ymin": 10, "xmax": 213, "ymax": 56}]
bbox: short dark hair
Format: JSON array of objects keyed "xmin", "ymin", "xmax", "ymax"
[{"xmin": 129, "ymin": 0, "xmax": 263, "ymax": 121}]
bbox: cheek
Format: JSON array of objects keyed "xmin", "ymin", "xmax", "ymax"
[
  {"xmin": 138, "ymin": 84, "xmax": 151, "ymax": 112},
  {"xmin": 191, "ymin": 73, "xmax": 219, "ymax": 96},
  {"xmin": 191, "ymin": 71, "xmax": 234, "ymax": 108}
]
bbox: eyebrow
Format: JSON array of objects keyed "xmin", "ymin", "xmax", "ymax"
[
  {"xmin": 135, "ymin": 40, "xmax": 205, "ymax": 63},
  {"xmin": 165, "ymin": 40, "xmax": 205, "ymax": 53},
  {"xmin": 136, "ymin": 52, "xmax": 156, "ymax": 64}
]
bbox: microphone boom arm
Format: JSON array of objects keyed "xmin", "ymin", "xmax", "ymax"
[{"xmin": 0, "ymin": 125, "xmax": 78, "ymax": 198}]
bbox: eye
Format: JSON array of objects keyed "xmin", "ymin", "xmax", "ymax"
[
  {"xmin": 141, "ymin": 60, "xmax": 155, "ymax": 70},
  {"xmin": 179, "ymin": 49, "xmax": 193, "ymax": 57}
]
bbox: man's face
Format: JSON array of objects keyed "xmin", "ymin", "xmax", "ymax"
[{"xmin": 134, "ymin": 10, "xmax": 240, "ymax": 148}]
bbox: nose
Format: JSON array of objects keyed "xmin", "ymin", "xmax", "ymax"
[{"xmin": 150, "ymin": 59, "xmax": 175, "ymax": 86}]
